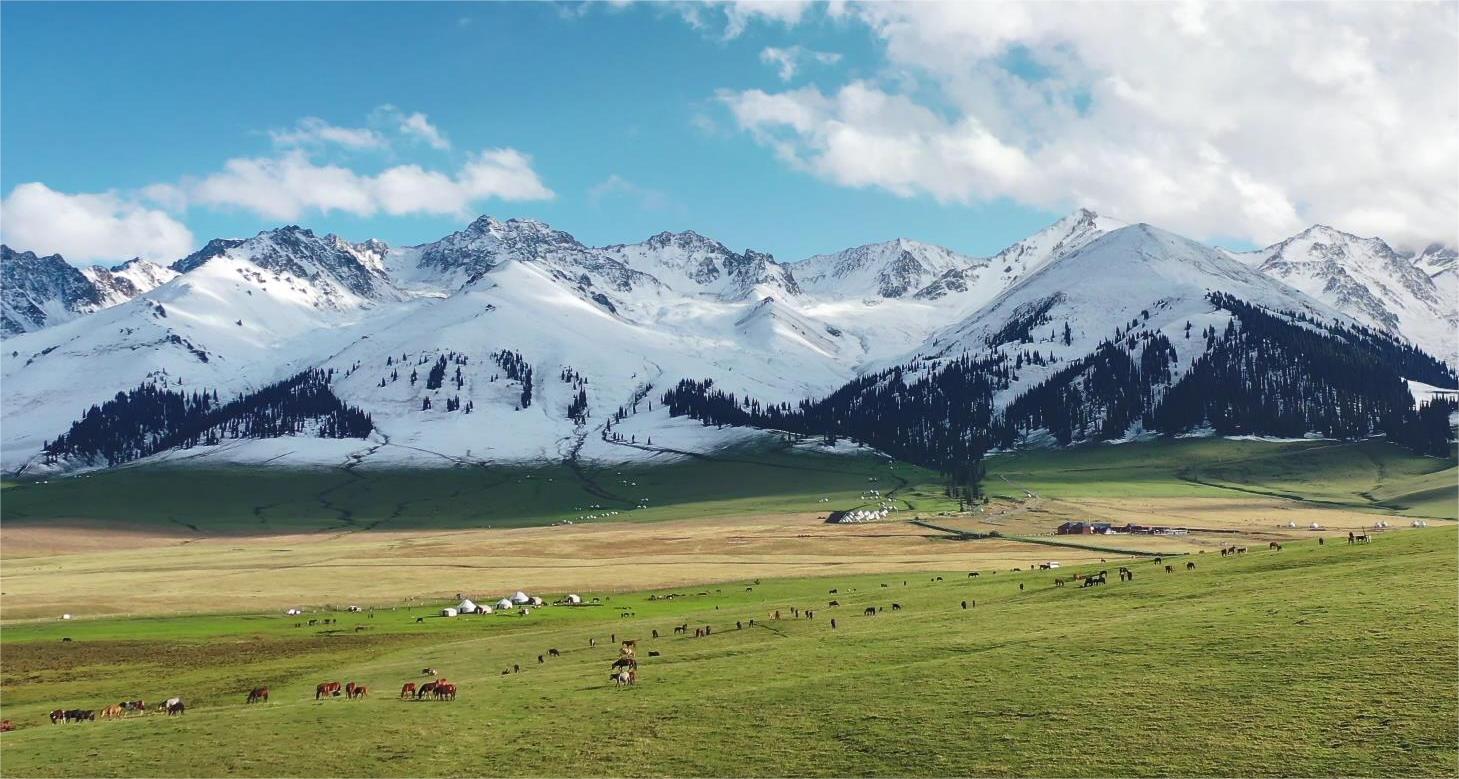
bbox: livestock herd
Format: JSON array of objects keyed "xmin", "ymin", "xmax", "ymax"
[{"xmin": 16, "ymin": 532, "xmax": 1379, "ymax": 732}]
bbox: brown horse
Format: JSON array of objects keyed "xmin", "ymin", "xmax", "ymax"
[
  {"xmin": 316, "ymin": 682, "xmax": 341, "ymax": 700},
  {"xmin": 100, "ymin": 705, "xmax": 125, "ymax": 720},
  {"xmin": 348, "ymin": 685, "xmax": 368, "ymax": 699},
  {"xmin": 400, "ymin": 683, "xmax": 416, "ymax": 699},
  {"xmin": 247, "ymin": 687, "xmax": 269, "ymax": 704},
  {"xmin": 433, "ymin": 683, "xmax": 456, "ymax": 700}
]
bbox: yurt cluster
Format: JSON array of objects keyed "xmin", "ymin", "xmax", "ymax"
[{"xmin": 440, "ymin": 591, "xmax": 585, "ymax": 618}]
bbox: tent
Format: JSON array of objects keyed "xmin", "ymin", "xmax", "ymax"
[
  {"xmin": 565, "ymin": 594, "xmax": 582, "ymax": 604},
  {"xmin": 528, "ymin": 596, "xmax": 545, "ymax": 607},
  {"xmin": 457, "ymin": 598, "xmax": 478, "ymax": 614},
  {"xmin": 285, "ymin": 608, "xmax": 302, "ymax": 616},
  {"xmin": 477, "ymin": 604, "xmax": 494, "ymax": 614},
  {"xmin": 511, "ymin": 591, "xmax": 530, "ymax": 604},
  {"xmin": 495, "ymin": 598, "xmax": 515, "ymax": 610},
  {"xmin": 440, "ymin": 608, "xmax": 459, "ymax": 618}
]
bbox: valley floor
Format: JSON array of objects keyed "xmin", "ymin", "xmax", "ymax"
[{"xmin": 0, "ymin": 528, "xmax": 1453, "ymax": 777}]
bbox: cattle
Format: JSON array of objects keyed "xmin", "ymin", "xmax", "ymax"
[
  {"xmin": 539, "ymin": 655, "xmax": 545, "ymax": 664},
  {"xmin": 50, "ymin": 710, "xmax": 65, "ymax": 725},
  {"xmin": 1186, "ymin": 561, "xmax": 1196, "ymax": 571},
  {"xmin": 891, "ymin": 603, "xmax": 902, "ymax": 611},
  {"xmin": 422, "ymin": 668, "xmax": 437, "ymax": 676},
  {"xmin": 863, "ymin": 607, "xmax": 877, "ymax": 616},
  {"xmin": 400, "ymin": 683, "xmax": 417, "ymax": 699},
  {"xmin": 316, "ymin": 682, "xmax": 341, "ymax": 700},
  {"xmin": 830, "ymin": 619, "xmax": 837, "ymax": 630},
  {"xmin": 961, "ymin": 600, "xmax": 968, "ymax": 609},
  {"xmin": 513, "ymin": 664, "xmax": 520, "ymax": 673},
  {"xmin": 1270, "ymin": 542, "xmax": 1283, "ymax": 551},
  {"xmin": 1319, "ymin": 537, "xmax": 1325, "ymax": 546},
  {"xmin": 1165, "ymin": 565, "xmax": 1174, "ymax": 573},
  {"xmin": 648, "ymin": 651, "xmax": 661, "ymax": 657},
  {"xmin": 828, "ymin": 600, "xmax": 840, "ymax": 607},
  {"xmin": 1153, "ymin": 557, "xmax": 1162, "ymax": 565},
  {"xmin": 246, "ymin": 687, "xmax": 269, "ymax": 704},
  {"xmin": 1054, "ymin": 578, "xmax": 1064, "ymax": 587},
  {"xmin": 828, "ymin": 589, "xmax": 838, "ymax": 594},
  {"xmin": 968, "ymin": 572, "xmax": 979, "ymax": 577}
]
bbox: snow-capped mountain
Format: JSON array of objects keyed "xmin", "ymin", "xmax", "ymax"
[
  {"xmin": 3, "ymin": 210, "xmax": 1453, "ymax": 475},
  {"xmin": 1, "ymin": 246, "xmax": 176, "ymax": 335},
  {"xmin": 81, "ymin": 258, "xmax": 179, "ymax": 307},
  {"xmin": 1232, "ymin": 226, "xmax": 1457, "ymax": 366},
  {"xmin": 601, "ymin": 230, "xmax": 799, "ymax": 301},
  {"xmin": 1412, "ymin": 242, "xmax": 1457, "ymax": 315}
]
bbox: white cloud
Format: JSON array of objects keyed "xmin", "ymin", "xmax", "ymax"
[
  {"xmin": 374, "ymin": 105, "xmax": 451, "ymax": 150},
  {"xmin": 717, "ymin": 2, "xmax": 1459, "ymax": 248},
  {"xmin": 760, "ymin": 46, "xmax": 842, "ymax": 81},
  {"xmin": 190, "ymin": 148, "xmax": 553, "ymax": 221},
  {"xmin": 0, "ymin": 182, "xmax": 195, "ymax": 262},
  {"xmin": 678, "ymin": 1, "xmax": 814, "ymax": 39},
  {"xmin": 270, "ymin": 117, "xmax": 386, "ymax": 150}
]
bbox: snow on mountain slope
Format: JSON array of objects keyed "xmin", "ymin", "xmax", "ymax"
[
  {"xmin": 1, "ymin": 246, "xmax": 107, "ymax": 336},
  {"xmin": 794, "ymin": 238, "xmax": 976, "ymax": 299},
  {"xmin": 1413, "ymin": 243, "xmax": 1457, "ymax": 319},
  {"xmin": 921, "ymin": 223, "xmax": 1355, "ymax": 405},
  {"xmin": 600, "ymin": 231, "xmax": 800, "ymax": 301},
  {"xmin": 5, "ymin": 210, "xmax": 1451, "ymax": 474},
  {"xmin": 81, "ymin": 258, "xmax": 179, "ymax": 307},
  {"xmin": 1, "ymin": 228, "xmax": 420, "ymax": 470},
  {"xmin": 1232, "ymin": 226, "xmax": 1456, "ymax": 366}
]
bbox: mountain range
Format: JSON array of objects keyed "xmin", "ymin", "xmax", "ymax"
[{"xmin": 2, "ymin": 209, "xmax": 1454, "ymax": 476}]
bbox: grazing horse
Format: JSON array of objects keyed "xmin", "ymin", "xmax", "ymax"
[
  {"xmin": 0, "ymin": 720, "xmax": 13, "ymax": 732},
  {"xmin": 123, "ymin": 700, "xmax": 145, "ymax": 715},
  {"xmin": 416, "ymin": 682, "xmax": 437, "ymax": 699},
  {"xmin": 863, "ymin": 607, "xmax": 877, "ymax": 616},
  {"xmin": 167, "ymin": 702, "xmax": 185, "ymax": 716},
  {"xmin": 891, "ymin": 603, "xmax": 902, "ymax": 611},
  {"xmin": 434, "ymin": 683, "xmax": 456, "ymax": 700},
  {"xmin": 345, "ymin": 682, "xmax": 359, "ymax": 699},
  {"xmin": 612, "ymin": 657, "xmax": 638, "ymax": 670},
  {"xmin": 348, "ymin": 685, "xmax": 368, "ymax": 700},
  {"xmin": 247, "ymin": 687, "xmax": 269, "ymax": 704},
  {"xmin": 1186, "ymin": 561, "xmax": 1196, "ymax": 571},
  {"xmin": 50, "ymin": 709, "xmax": 65, "ymax": 725},
  {"xmin": 1165, "ymin": 565, "xmax": 1174, "ymax": 573},
  {"xmin": 1054, "ymin": 578, "xmax": 1064, "ymax": 587},
  {"xmin": 611, "ymin": 670, "xmax": 632, "ymax": 687},
  {"xmin": 400, "ymin": 683, "xmax": 416, "ymax": 699},
  {"xmin": 1153, "ymin": 557, "xmax": 1162, "ymax": 565},
  {"xmin": 316, "ymin": 682, "xmax": 341, "ymax": 700}
]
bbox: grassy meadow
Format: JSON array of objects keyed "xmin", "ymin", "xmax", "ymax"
[{"xmin": 0, "ymin": 527, "xmax": 1454, "ymax": 777}]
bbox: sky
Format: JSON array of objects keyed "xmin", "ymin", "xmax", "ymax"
[{"xmin": 2, "ymin": 1, "xmax": 1455, "ymax": 266}]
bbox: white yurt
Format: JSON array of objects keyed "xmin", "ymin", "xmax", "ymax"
[
  {"xmin": 495, "ymin": 598, "xmax": 515, "ymax": 610},
  {"xmin": 477, "ymin": 604, "xmax": 494, "ymax": 614},
  {"xmin": 529, "ymin": 596, "xmax": 545, "ymax": 607},
  {"xmin": 511, "ymin": 591, "xmax": 531, "ymax": 604},
  {"xmin": 285, "ymin": 608, "xmax": 302, "ymax": 616},
  {"xmin": 457, "ymin": 598, "xmax": 478, "ymax": 614},
  {"xmin": 440, "ymin": 607, "xmax": 459, "ymax": 618},
  {"xmin": 565, "ymin": 593, "xmax": 582, "ymax": 604}
]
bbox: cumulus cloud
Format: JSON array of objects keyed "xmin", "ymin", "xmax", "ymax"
[
  {"xmin": 716, "ymin": 2, "xmax": 1459, "ymax": 248},
  {"xmin": 270, "ymin": 117, "xmax": 386, "ymax": 150},
  {"xmin": 0, "ymin": 182, "xmax": 195, "ymax": 262},
  {"xmin": 759, "ymin": 46, "xmax": 842, "ymax": 81},
  {"xmin": 190, "ymin": 148, "xmax": 552, "ymax": 221},
  {"xmin": 374, "ymin": 105, "xmax": 451, "ymax": 150}
]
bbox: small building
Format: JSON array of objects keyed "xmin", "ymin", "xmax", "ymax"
[
  {"xmin": 440, "ymin": 608, "xmax": 458, "ymax": 618},
  {"xmin": 1057, "ymin": 522, "xmax": 1094, "ymax": 535}
]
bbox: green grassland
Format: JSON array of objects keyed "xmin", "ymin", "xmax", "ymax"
[
  {"xmin": 985, "ymin": 438, "xmax": 1457, "ymax": 519},
  {"xmin": 4, "ymin": 437, "xmax": 1453, "ymax": 534},
  {"xmin": 1, "ymin": 527, "xmax": 1454, "ymax": 777},
  {"xmin": 1, "ymin": 444, "xmax": 960, "ymax": 533}
]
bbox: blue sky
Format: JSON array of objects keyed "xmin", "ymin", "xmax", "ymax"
[{"xmin": 2, "ymin": 2, "xmax": 1452, "ymax": 263}]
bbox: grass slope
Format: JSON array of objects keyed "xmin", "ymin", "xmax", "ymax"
[
  {"xmin": 985, "ymin": 438, "xmax": 1457, "ymax": 519},
  {"xmin": 1, "ymin": 528, "xmax": 1454, "ymax": 777},
  {"xmin": 1, "ymin": 445, "xmax": 958, "ymax": 533}
]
